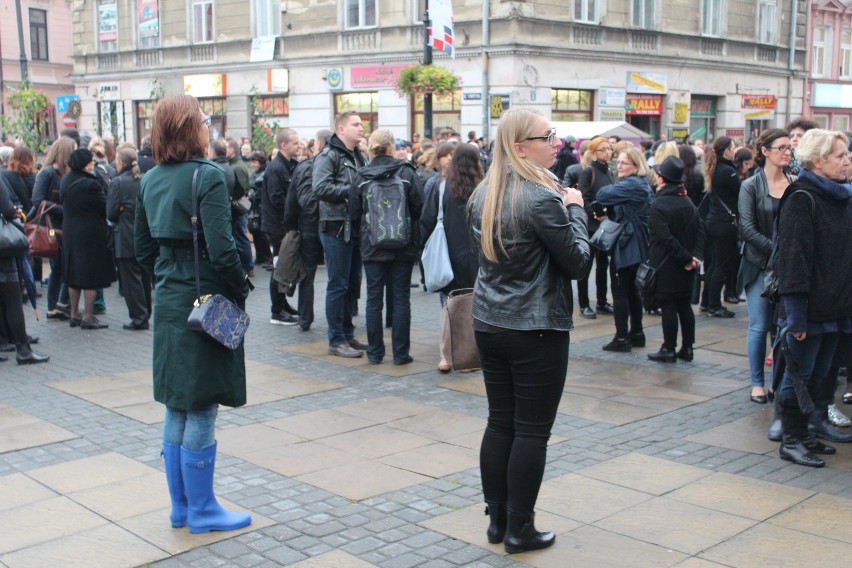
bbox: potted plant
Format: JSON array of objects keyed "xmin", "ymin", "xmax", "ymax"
[{"xmin": 395, "ymin": 64, "xmax": 461, "ymax": 98}]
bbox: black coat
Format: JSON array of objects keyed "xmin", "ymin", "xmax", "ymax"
[
  {"xmin": 106, "ymin": 170, "xmax": 141, "ymax": 259},
  {"xmin": 578, "ymin": 160, "xmax": 615, "ymax": 233},
  {"xmin": 420, "ymin": 177, "xmax": 478, "ymax": 294},
  {"xmin": 648, "ymin": 184, "xmax": 705, "ymax": 300},
  {"xmin": 60, "ymin": 169, "xmax": 116, "ymax": 289},
  {"xmin": 707, "ymin": 158, "xmax": 740, "ymax": 224},
  {"xmin": 0, "ymin": 177, "xmax": 19, "ymax": 283},
  {"xmin": 0, "ymin": 170, "xmax": 32, "ymax": 212},
  {"xmin": 262, "ymin": 152, "xmax": 298, "ymax": 236}
]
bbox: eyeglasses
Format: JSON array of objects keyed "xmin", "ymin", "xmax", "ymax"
[
  {"xmin": 202, "ymin": 115, "xmax": 213, "ymax": 126},
  {"xmin": 616, "ymin": 160, "xmax": 634, "ymax": 167},
  {"xmin": 769, "ymin": 145, "xmax": 792, "ymax": 153},
  {"xmin": 524, "ymin": 129, "xmax": 558, "ymax": 146}
]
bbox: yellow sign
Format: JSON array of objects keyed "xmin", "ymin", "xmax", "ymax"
[
  {"xmin": 673, "ymin": 102, "xmax": 688, "ymax": 124},
  {"xmin": 183, "ymin": 74, "xmax": 227, "ymax": 97},
  {"xmin": 490, "ymin": 95, "xmax": 509, "ymax": 119}
]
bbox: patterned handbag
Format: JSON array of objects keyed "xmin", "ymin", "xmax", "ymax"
[{"xmin": 185, "ymin": 166, "xmax": 250, "ymax": 350}]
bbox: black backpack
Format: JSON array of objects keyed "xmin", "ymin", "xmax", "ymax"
[{"xmin": 361, "ymin": 172, "xmax": 411, "ymax": 249}]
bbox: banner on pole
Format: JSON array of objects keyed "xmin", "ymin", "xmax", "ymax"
[{"xmin": 429, "ymin": 0, "xmax": 455, "ymax": 59}]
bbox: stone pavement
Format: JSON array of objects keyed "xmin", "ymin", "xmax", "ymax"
[{"xmin": 1, "ymin": 265, "xmax": 852, "ymax": 568}]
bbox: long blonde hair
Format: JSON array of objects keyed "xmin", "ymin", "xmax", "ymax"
[
  {"xmin": 367, "ymin": 129, "xmax": 394, "ymax": 160},
  {"xmin": 479, "ymin": 108, "xmax": 554, "ymax": 262}
]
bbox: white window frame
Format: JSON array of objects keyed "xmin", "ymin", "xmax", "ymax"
[
  {"xmin": 813, "ymin": 25, "xmax": 831, "ymax": 79},
  {"xmin": 632, "ymin": 0, "xmax": 657, "ymax": 30},
  {"xmin": 832, "ymin": 115, "xmax": 849, "ymax": 132},
  {"xmin": 413, "ymin": 0, "xmax": 426, "ymax": 24},
  {"xmin": 254, "ymin": 0, "xmax": 280, "ymax": 37},
  {"xmin": 813, "ymin": 114, "xmax": 829, "ymax": 129},
  {"xmin": 192, "ymin": 0, "xmax": 214, "ymax": 44},
  {"xmin": 757, "ymin": 0, "xmax": 777, "ymax": 45},
  {"xmin": 841, "ymin": 28, "xmax": 852, "ymax": 79},
  {"xmin": 575, "ymin": 0, "xmax": 600, "ymax": 24},
  {"xmin": 344, "ymin": 0, "xmax": 376, "ymax": 29},
  {"xmin": 701, "ymin": 0, "xmax": 724, "ymax": 37}
]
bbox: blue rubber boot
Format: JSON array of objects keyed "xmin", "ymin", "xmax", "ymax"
[
  {"xmin": 162, "ymin": 442, "xmax": 187, "ymax": 528},
  {"xmin": 180, "ymin": 442, "xmax": 251, "ymax": 534}
]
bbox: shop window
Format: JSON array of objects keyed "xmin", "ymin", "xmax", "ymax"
[
  {"xmin": 832, "ymin": 115, "xmax": 849, "ymax": 133},
  {"xmin": 551, "ymin": 89, "xmax": 593, "ymax": 122},
  {"xmin": 813, "ymin": 26, "xmax": 831, "ymax": 78},
  {"xmin": 813, "ymin": 115, "xmax": 829, "ymax": 129},
  {"xmin": 841, "ymin": 29, "xmax": 852, "ymax": 79},
  {"xmin": 136, "ymin": 100, "xmax": 157, "ymax": 147},
  {"xmin": 98, "ymin": 0, "xmax": 118, "ymax": 52},
  {"xmin": 254, "ymin": 0, "xmax": 280, "ymax": 37},
  {"xmin": 199, "ymin": 97, "xmax": 227, "ymax": 139},
  {"xmin": 192, "ymin": 0, "xmax": 214, "ymax": 43},
  {"xmin": 98, "ymin": 101, "xmax": 126, "ymax": 144},
  {"xmin": 412, "ymin": 91, "xmax": 462, "ymax": 140},
  {"xmin": 702, "ymin": 0, "xmax": 723, "ymax": 37},
  {"xmin": 138, "ymin": 0, "xmax": 160, "ymax": 49},
  {"xmin": 334, "ymin": 92, "xmax": 378, "ymax": 137},
  {"xmin": 575, "ymin": 0, "xmax": 599, "ymax": 23},
  {"xmin": 632, "ymin": 0, "xmax": 657, "ymax": 30},
  {"xmin": 757, "ymin": 0, "xmax": 777, "ymax": 45},
  {"xmin": 29, "ymin": 8, "xmax": 49, "ymax": 61},
  {"xmin": 345, "ymin": 0, "xmax": 376, "ymax": 29}
]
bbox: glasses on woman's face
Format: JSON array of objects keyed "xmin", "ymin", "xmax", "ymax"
[
  {"xmin": 770, "ymin": 144, "xmax": 792, "ymax": 154},
  {"xmin": 524, "ymin": 128, "xmax": 558, "ymax": 146},
  {"xmin": 617, "ymin": 160, "xmax": 633, "ymax": 167},
  {"xmin": 202, "ymin": 115, "xmax": 213, "ymax": 127}
]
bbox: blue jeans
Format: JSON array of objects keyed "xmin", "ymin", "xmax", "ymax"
[
  {"xmin": 364, "ymin": 260, "xmax": 412, "ymax": 363},
  {"xmin": 319, "ymin": 231, "xmax": 361, "ymax": 346},
  {"xmin": 163, "ymin": 405, "xmax": 217, "ymax": 452},
  {"xmin": 46, "ymin": 255, "xmax": 69, "ymax": 310},
  {"xmin": 745, "ymin": 271, "xmax": 772, "ymax": 388},
  {"xmin": 779, "ymin": 332, "xmax": 839, "ymax": 401},
  {"xmin": 231, "ymin": 210, "xmax": 254, "ymax": 272}
]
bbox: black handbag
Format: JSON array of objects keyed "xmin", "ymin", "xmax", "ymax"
[
  {"xmin": 186, "ymin": 166, "xmax": 251, "ymax": 350},
  {"xmin": 589, "ymin": 218, "xmax": 624, "ymax": 253},
  {"xmin": 0, "ymin": 215, "xmax": 29, "ymax": 257}
]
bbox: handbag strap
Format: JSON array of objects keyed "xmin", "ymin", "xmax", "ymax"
[
  {"xmin": 190, "ymin": 165, "xmax": 203, "ymax": 303},
  {"xmin": 437, "ymin": 179, "xmax": 446, "ymax": 224},
  {"xmin": 712, "ymin": 191, "xmax": 735, "ymax": 217}
]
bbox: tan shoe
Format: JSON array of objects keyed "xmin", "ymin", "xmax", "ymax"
[{"xmin": 438, "ymin": 359, "xmax": 450, "ymax": 373}]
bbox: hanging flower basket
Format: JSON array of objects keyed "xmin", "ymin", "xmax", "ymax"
[{"xmin": 395, "ymin": 64, "xmax": 461, "ymax": 99}]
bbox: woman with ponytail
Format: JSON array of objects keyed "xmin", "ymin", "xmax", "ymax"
[
  {"xmin": 468, "ymin": 108, "xmax": 591, "ymax": 555},
  {"xmin": 107, "ymin": 148, "xmax": 151, "ymax": 330}
]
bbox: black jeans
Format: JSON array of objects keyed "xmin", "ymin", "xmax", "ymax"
[
  {"xmin": 363, "ymin": 259, "xmax": 412, "ymax": 363},
  {"xmin": 576, "ymin": 249, "xmax": 609, "ymax": 308},
  {"xmin": 477, "ymin": 328, "xmax": 569, "ymax": 516},
  {"xmin": 116, "ymin": 258, "xmax": 151, "ymax": 325},
  {"xmin": 0, "ymin": 282, "xmax": 27, "ymax": 344},
  {"xmin": 660, "ymin": 297, "xmax": 695, "ymax": 350},
  {"xmin": 706, "ymin": 221, "xmax": 739, "ymax": 311},
  {"xmin": 297, "ymin": 234, "xmax": 323, "ymax": 329},
  {"xmin": 610, "ymin": 263, "xmax": 642, "ymax": 338}
]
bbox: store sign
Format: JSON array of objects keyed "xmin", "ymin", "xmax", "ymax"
[
  {"xmin": 625, "ymin": 95, "xmax": 663, "ymax": 116},
  {"xmin": 673, "ymin": 102, "xmax": 689, "ymax": 124},
  {"xmin": 671, "ymin": 128, "xmax": 690, "ymax": 140},
  {"xmin": 351, "ymin": 65, "xmax": 408, "ymax": 89},
  {"xmin": 812, "ymin": 83, "xmax": 852, "ymax": 108},
  {"xmin": 267, "ymin": 68, "xmax": 289, "ymax": 93},
  {"xmin": 250, "ymin": 36, "xmax": 276, "ymax": 63},
  {"xmin": 690, "ymin": 97, "xmax": 716, "ymax": 117},
  {"xmin": 98, "ymin": 83, "xmax": 121, "ymax": 101},
  {"xmin": 599, "ymin": 88, "xmax": 626, "ymax": 107},
  {"xmin": 183, "ymin": 74, "xmax": 226, "ymax": 97},
  {"xmin": 490, "ymin": 95, "xmax": 510, "ymax": 119},
  {"xmin": 326, "ymin": 67, "xmax": 343, "ymax": 91},
  {"xmin": 463, "ymin": 92, "xmax": 482, "ymax": 101},
  {"xmin": 741, "ymin": 95, "xmax": 776, "ymax": 120},
  {"xmin": 726, "ymin": 129, "xmax": 745, "ymax": 138},
  {"xmin": 626, "ymin": 72, "xmax": 667, "ymax": 94},
  {"xmin": 599, "ymin": 109, "xmax": 626, "ymax": 121}
]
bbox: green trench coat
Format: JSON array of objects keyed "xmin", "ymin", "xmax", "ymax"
[{"xmin": 135, "ymin": 159, "xmax": 250, "ymax": 411}]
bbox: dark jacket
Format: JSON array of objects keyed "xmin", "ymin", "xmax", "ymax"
[
  {"xmin": 60, "ymin": 168, "xmax": 116, "ymax": 289},
  {"xmin": 312, "ymin": 134, "xmax": 367, "ymax": 238},
  {"xmin": 136, "ymin": 159, "xmax": 249, "ymax": 411},
  {"xmin": 227, "ymin": 154, "xmax": 249, "ymax": 199},
  {"xmin": 648, "ymin": 184, "xmax": 705, "ymax": 300},
  {"xmin": 562, "ymin": 163, "xmax": 584, "ymax": 189},
  {"xmin": 707, "ymin": 158, "xmax": 741, "ymax": 224},
  {"xmin": 0, "ymin": 177, "xmax": 20, "ymax": 283},
  {"xmin": 29, "ymin": 165, "xmax": 63, "ymax": 227},
  {"xmin": 212, "ymin": 157, "xmax": 237, "ymax": 200},
  {"xmin": 106, "ymin": 169, "xmax": 142, "ymax": 259},
  {"xmin": 138, "ymin": 146, "xmax": 156, "ymax": 174},
  {"xmin": 283, "ymin": 158, "xmax": 320, "ymax": 236},
  {"xmin": 262, "ymin": 151, "xmax": 298, "ymax": 236},
  {"xmin": 0, "ymin": 169, "xmax": 33, "ymax": 212},
  {"xmin": 738, "ymin": 168, "xmax": 782, "ymax": 272},
  {"xmin": 578, "ymin": 160, "xmax": 615, "ymax": 233},
  {"xmin": 420, "ymin": 177, "xmax": 477, "ymax": 294},
  {"xmin": 550, "ymin": 144, "xmax": 578, "ymax": 182},
  {"xmin": 777, "ymin": 174, "xmax": 852, "ymax": 330},
  {"xmin": 469, "ymin": 173, "xmax": 592, "ymax": 331},
  {"xmin": 351, "ymin": 156, "xmax": 424, "ymax": 262},
  {"xmin": 596, "ymin": 175, "xmax": 653, "ymax": 270},
  {"xmin": 683, "ymin": 170, "xmax": 704, "ymax": 206}
]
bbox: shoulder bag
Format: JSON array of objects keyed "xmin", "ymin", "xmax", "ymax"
[
  {"xmin": 186, "ymin": 166, "xmax": 251, "ymax": 350},
  {"xmin": 421, "ymin": 180, "xmax": 454, "ymax": 292},
  {"xmin": 441, "ymin": 288, "xmax": 480, "ymax": 371},
  {"xmin": 589, "ymin": 218, "xmax": 624, "ymax": 253},
  {"xmin": 24, "ymin": 201, "xmax": 61, "ymax": 258},
  {"xmin": 0, "ymin": 215, "xmax": 29, "ymax": 257}
]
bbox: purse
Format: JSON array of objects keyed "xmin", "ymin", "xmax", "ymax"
[
  {"xmin": 442, "ymin": 288, "xmax": 480, "ymax": 371},
  {"xmin": 24, "ymin": 202, "xmax": 61, "ymax": 258},
  {"xmin": 0, "ymin": 215, "xmax": 29, "ymax": 257},
  {"xmin": 421, "ymin": 180, "xmax": 454, "ymax": 292},
  {"xmin": 589, "ymin": 218, "xmax": 624, "ymax": 253},
  {"xmin": 186, "ymin": 166, "xmax": 251, "ymax": 350}
]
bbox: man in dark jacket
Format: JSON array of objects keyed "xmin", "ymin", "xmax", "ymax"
[
  {"xmin": 282, "ymin": 129, "xmax": 330, "ymax": 331},
  {"xmin": 263, "ymin": 128, "xmax": 301, "ymax": 325},
  {"xmin": 226, "ymin": 139, "xmax": 253, "ymax": 275},
  {"xmin": 550, "ymin": 136, "xmax": 578, "ymax": 181},
  {"xmin": 313, "ymin": 112, "xmax": 368, "ymax": 357},
  {"xmin": 137, "ymin": 136, "xmax": 156, "ymax": 175}
]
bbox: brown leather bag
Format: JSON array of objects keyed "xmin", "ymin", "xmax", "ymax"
[
  {"xmin": 24, "ymin": 202, "xmax": 62, "ymax": 258},
  {"xmin": 442, "ymin": 288, "xmax": 481, "ymax": 372}
]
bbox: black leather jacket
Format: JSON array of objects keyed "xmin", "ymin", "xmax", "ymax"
[
  {"xmin": 312, "ymin": 134, "xmax": 367, "ymax": 238},
  {"xmin": 738, "ymin": 168, "xmax": 781, "ymax": 270},
  {"xmin": 469, "ymin": 174, "xmax": 592, "ymax": 331}
]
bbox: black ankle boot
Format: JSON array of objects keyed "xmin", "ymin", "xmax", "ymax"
[
  {"xmin": 629, "ymin": 331, "xmax": 646, "ymax": 347},
  {"xmin": 648, "ymin": 345, "xmax": 676, "ymax": 363},
  {"xmin": 503, "ymin": 512, "xmax": 555, "ymax": 554},
  {"xmin": 602, "ymin": 336, "xmax": 631, "ymax": 353},
  {"xmin": 676, "ymin": 346, "xmax": 694, "ymax": 362},
  {"xmin": 779, "ymin": 398, "xmax": 825, "ymax": 467},
  {"xmin": 808, "ymin": 407, "xmax": 852, "ymax": 443},
  {"xmin": 15, "ymin": 343, "xmax": 49, "ymax": 365},
  {"xmin": 767, "ymin": 398, "xmax": 783, "ymax": 442},
  {"xmin": 484, "ymin": 502, "xmax": 507, "ymax": 544}
]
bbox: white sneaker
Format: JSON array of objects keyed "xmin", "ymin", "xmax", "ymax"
[{"xmin": 828, "ymin": 404, "xmax": 851, "ymax": 428}]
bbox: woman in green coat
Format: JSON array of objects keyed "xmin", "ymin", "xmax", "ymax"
[{"xmin": 135, "ymin": 94, "xmax": 252, "ymax": 534}]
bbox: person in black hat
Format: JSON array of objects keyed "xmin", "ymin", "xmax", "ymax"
[{"xmin": 646, "ymin": 156, "xmax": 705, "ymax": 362}]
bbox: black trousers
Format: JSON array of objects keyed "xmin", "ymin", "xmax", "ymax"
[
  {"xmin": 251, "ymin": 228, "xmax": 273, "ymax": 264},
  {"xmin": 266, "ymin": 232, "xmax": 295, "ymax": 316},
  {"xmin": 297, "ymin": 234, "xmax": 323, "ymax": 329},
  {"xmin": 0, "ymin": 281, "xmax": 27, "ymax": 344},
  {"xmin": 576, "ymin": 249, "xmax": 610, "ymax": 308},
  {"xmin": 116, "ymin": 258, "xmax": 151, "ymax": 325},
  {"xmin": 477, "ymin": 329, "xmax": 568, "ymax": 516},
  {"xmin": 660, "ymin": 297, "xmax": 695, "ymax": 350},
  {"xmin": 706, "ymin": 221, "xmax": 739, "ymax": 311},
  {"xmin": 610, "ymin": 263, "xmax": 643, "ymax": 338}
]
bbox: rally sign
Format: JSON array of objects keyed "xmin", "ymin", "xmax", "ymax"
[{"xmin": 741, "ymin": 95, "xmax": 776, "ymax": 120}]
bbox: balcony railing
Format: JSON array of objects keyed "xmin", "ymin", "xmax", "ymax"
[
  {"xmin": 97, "ymin": 53, "xmax": 119, "ymax": 71},
  {"xmin": 190, "ymin": 44, "xmax": 216, "ymax": 63},
  {"xmin": 700, "ymin": 38, "xmax": 724, "ymax": 57},
  {"xmin": 630, "ymin": 30, "xmax": 658, "ymax": 52},
  {"xmin": 756, "ymin": 46, "xmax": 777, "ymax": 63},
  {"xmin": 340, "ymin": 29, "xmax": 379, "ymax": 52},
  {"xmin": 135, "ymin": 49, "xmax": 163, "ymax": 68},
  {"xmin": 573, "ymin": 25, "xmax": 602, "ymax": 46}
]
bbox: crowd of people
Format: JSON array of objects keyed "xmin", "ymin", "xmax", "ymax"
[{"xmin": 2, "ymin": 95, "xmax": 851, "ymax": 552}]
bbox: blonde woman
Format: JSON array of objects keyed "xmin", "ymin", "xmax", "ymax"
[{"xmin": 468, "ymin": 108, "xmax": 591, "ymax": 554}]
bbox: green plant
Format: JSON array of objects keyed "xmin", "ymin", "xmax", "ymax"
[
  {"xmin": 249, "ymin": 87, "xmax": 275, "ymax": 154},
  {"xmin": 395, "ymin": 64, "xmax": 461, "ymax": 98},
  {"xmin": 1, "ymin": 82, "xmax": 51, "ymax": 153}
]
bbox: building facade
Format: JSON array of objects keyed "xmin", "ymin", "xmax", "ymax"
[
  {"xmin": 803, "ymin": 0, "xmax": 852, "ymax": 131},
  {"xmin": 68, "ymin": 0, "xmax": 808, "ymax": 147},
  {"xmin": 0, "ymin": 0, "xmax": 75, "ymax": 142}
]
